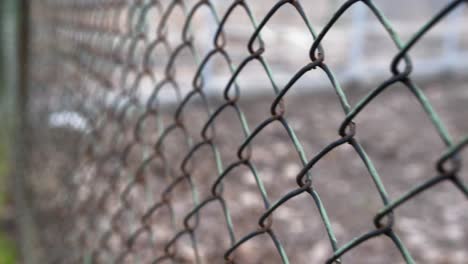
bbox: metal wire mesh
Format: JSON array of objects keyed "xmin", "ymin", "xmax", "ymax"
[{"xmin": 23, "ymin": 0, "xmax": 468, "ymax": 263}]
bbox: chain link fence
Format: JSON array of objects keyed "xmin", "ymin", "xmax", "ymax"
[{"xmin": 19, "ymin": 0, "xmax": 468, "ymax": 263}]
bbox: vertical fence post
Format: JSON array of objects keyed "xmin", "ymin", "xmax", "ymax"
[
  {"xmin": 14, "ymin": 0, "xmax": 44, "ymax": 263},
  {"xmin": 346, "ymin": 3, "xmax": 367, "ymax": 81},
  {"xmin": 442, "ymin": 6, "xmax": 462, "ymax": 72}
]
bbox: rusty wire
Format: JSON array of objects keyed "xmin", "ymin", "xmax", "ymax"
[{"xmin": 23, "ymin": 0, "xmax": 468, "ymax": 263}]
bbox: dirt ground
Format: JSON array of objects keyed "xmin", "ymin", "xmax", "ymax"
[
  {"xmin": 117, "ymin": 75, "xmax": 467, "ymax": 264},
  {"xmin": 25, "ymin": 76, "xmax": 468, "ymax": 264}
]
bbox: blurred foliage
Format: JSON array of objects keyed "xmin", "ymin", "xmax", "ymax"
[
  {"xmin": 0, "ymin": 126, "xmax": 9, "ymax": 206},
  {"xmin": 0, "ymin": 126, "xmax": 15, "ymax": 264},
  {"xmin": 0, "ymin": 86, "xmax": 16, "ymax": 264},
  {"xmin": 0, "ymin": 234, "xmax": 15, "ymax": 264},
  {"xmin": 0, "ymin": 0, "xmax": 18, "ymax": 263}
]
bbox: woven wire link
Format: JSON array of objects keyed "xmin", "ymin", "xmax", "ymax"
[{"xmin": 25, "ymin": 0, "xmax": 468, "ymax": 263}]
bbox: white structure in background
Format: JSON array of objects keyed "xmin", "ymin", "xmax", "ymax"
[
  {"xmin": 342, "ymin": 4, "xmax": 468, "ymax": 80},
  {"xmin": 198, "ymin": 2, "xmax": 468, "ymax": 95},
  {"xmin": 49, "ymin": 111, "xmax": 90, "ymax": 133}
]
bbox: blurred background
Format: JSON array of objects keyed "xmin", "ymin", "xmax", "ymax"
[
  {"xmin": 1, "ymin": 0, "xmax": 468, "ymax": 263},
  {"xmin": 0, "ymin": 0, "xmax": 19, "ymax": 263}
]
